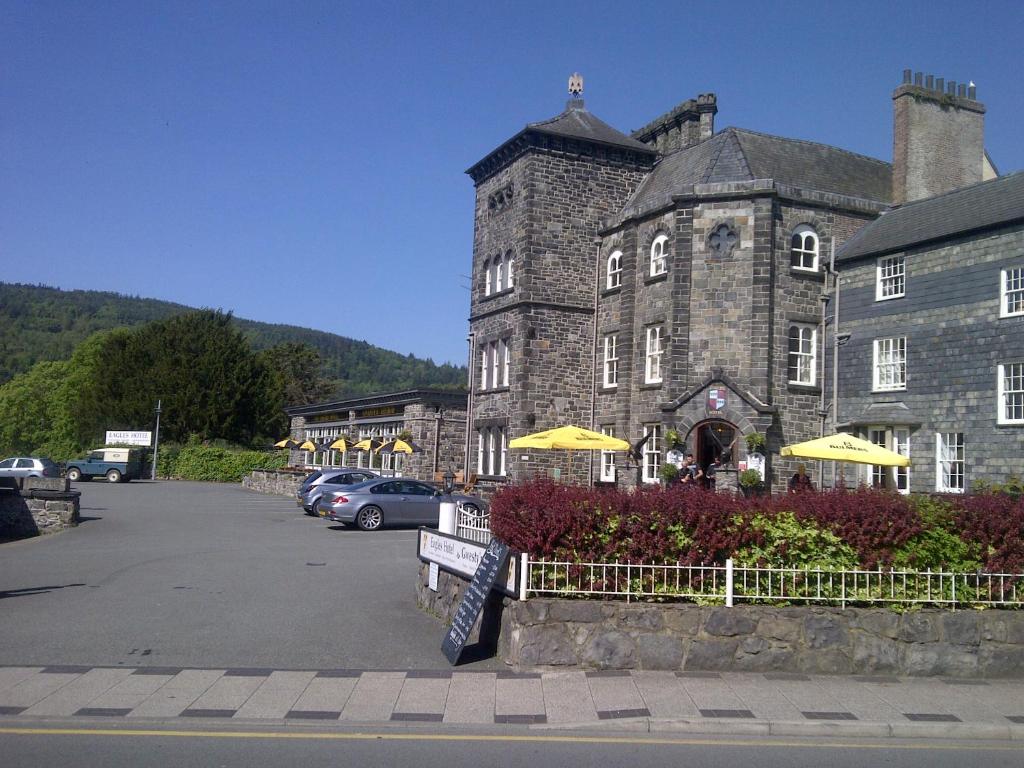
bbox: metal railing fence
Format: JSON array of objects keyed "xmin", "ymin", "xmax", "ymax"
[
  {"xmin": 456, "ymin": 503, "xmax": 492, "ymax": 544},
  {"xmin": 520, "ymin": 556, "xmax": 1023, "ymax": 609}
]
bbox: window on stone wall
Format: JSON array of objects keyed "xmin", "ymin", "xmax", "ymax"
[
  {"xmin": 484, "ymin": 259, "xmax": 492, "ymax": 296},
  {"xmin": 607, "ymin": 251, "xmax": 623, "ymax": 289},
  {"xmin": 876, "ymin": 255, "xmax": 906, "ymax": 300},
  {"xmin": 477, "ymin": 425, "xmax": 507, "ymax": 477},
  {"xmin": 1001, "ymin": 266, "xmax": 1024, "ymax": 318},
  {"xmin": 935, "ymin": 432, "xmax": 964, "ymax": 493},
  {"xmin": 650, "ymin": 234, "xmax": 668, "ymax": 276},
  {"xmin": 787, "ymin": 324, "xmax": 817, "ymax": 385},
  {"xmin": 494, "ymin": 255, "xmax": 504, "ymax": 292},
  {"xmin": 790, "ymin": 225, "xmax": 819, "ymax": 272},
  {"xmin": 872, "ymin": 337, "xmax": 906, "ymax": 391},
  {"xmin": 600, "ymin": 426, "xmax": 616, "ymax": 482},
  {"xmin": 865, "ymin": 426, "xmax": 910, "ymax": 494},
  {"xmin": 603, "ymin": 334, "xmax": 619, "ymax": 388},
  {"xmin": 645, "ymin": 326, "xmax": 663, "ymax": 384},
  {"xmin": 998, "ymin": 362, "xmax": 1024, "ymax": 425},
  {"xmin": 480, "ymin": 345, "xmax": 488, "ymax": 390},
  {"xmin": 506, "ymin": 251, "xmax": 515, "ymax": 288},
  {"xmin": 642, "ymin": 424, "xmax": 661, "ymax": 484},
  {"xmin": 490, "ymin": 341, "xmax": 499, "ymax": 389},
  {"xmin": 500, "ymin": 338, "xmax": 510, "ymax": 387}
]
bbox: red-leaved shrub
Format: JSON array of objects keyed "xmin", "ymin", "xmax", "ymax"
[{"xmin": 953, "ymin": 493, "xmax": 1024, "ymax": 573}]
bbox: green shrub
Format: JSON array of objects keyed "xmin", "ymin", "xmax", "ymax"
[
  {"xmin": 158, "ymin": 441, "xmax": 285, "ymax": 482},
  {"xmin": 735, "ymin": 511, "xmax": 859, "ymax": 570},
  {"xmin": 895, "ymin": 496, "xmax": 981, "ymax": 571}
]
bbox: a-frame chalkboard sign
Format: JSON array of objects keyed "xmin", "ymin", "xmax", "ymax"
[{"xmin": 441, "ymin": 538, "xmax": 511, "ymax": 665}]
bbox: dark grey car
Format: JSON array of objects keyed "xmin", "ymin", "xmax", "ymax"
[{"xmin": 319, "ymin": 478, "xmax": 485, "ymax": 531}]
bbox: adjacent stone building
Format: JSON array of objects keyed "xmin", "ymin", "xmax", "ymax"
[
  {"xmin": 286, "ymin": 389, "xmax": 466, "ymax": 483},
  {"xmin": 833, "ymin": 171, "xmax": 1024, "ymax": 491},
  {"xmin": 463, "ymin": 69, "xmax": 1010, "ymax": 494}
]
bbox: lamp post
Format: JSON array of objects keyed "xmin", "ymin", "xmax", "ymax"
[{"xmin": 151, "ymin": 400, "xmax": 162, "ymax": 481}]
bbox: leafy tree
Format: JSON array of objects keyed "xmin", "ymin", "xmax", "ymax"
[{"xmin": 258, "ymin": 342, "xmax": 332, "ymax": 407}]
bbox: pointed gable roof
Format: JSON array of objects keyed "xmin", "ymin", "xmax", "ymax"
[{"xmin": 619, "ymin": 128, "xmax": 892, "ymax": 219}]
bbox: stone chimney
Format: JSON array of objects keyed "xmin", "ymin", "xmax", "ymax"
[
  {"xmin": 892, "ymin": 69, "xmax": 986, "ymax": 205},
  {"xmin": 632, "ymin": 93, "xmax": 717, "ymax": 153}
]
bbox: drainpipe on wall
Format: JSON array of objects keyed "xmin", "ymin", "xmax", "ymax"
[
  {"xmin": 831, "ymin": 241, "xmax": 843, "ymax": 488},
  {"xmin": 464, "ymin": 332, "xmax": 475, "ymax": 483},
  {"xmin": 589, "ymin": 237, "xmax": 602, "ymax": 486}
]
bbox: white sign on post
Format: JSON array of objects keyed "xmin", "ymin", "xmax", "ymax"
[
  {"xmin": 428, "ymin": 562, "xmax": 439, "ymax": 591},
  {"xmin": 105, "ymin": 431, "xmax": 152, "ymax": 446}
]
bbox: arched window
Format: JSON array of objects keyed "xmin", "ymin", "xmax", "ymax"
[
  {"xmin": 484, "ymin": 258, "xmax": 492, "ymax": 295},
  {"xmin": 494, "ymin": 255, "xmax": 504, "ymax": 292},
  {"xmin": 790, "ymin": 225, "xmax": 819, "ymax": 271},
  {"xmin": 505, "ymin": 250, "xmax": 514, "ymax": 288},
  {"xmin": 650, "ymin": 234, "xmax": 668, "ymax": 276},
  {"xmin": 607, "ymin": 251, "xmax": 623, "ymax": 289}
]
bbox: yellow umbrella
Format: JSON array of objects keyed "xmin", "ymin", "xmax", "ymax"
[
  {"xmin": 297, "ymin": 440, "xmax": 317, "ymax": 452},
  {"xmin": 274, "ymin": 438, "xmax": 299, "ymax": 449},
  {"xmin": 328, "ymin": 436, "xmax": 358, "ymax": 452},
  {"xmin": 376, "ymin": 438, "xmax": 423, "ymax": 454},
  {"xmin": 352, "ymin": 438, "xmax": 381, "ymax": 452},
  {"xmin": 509, "ymin": 425, "xmax": 630, "ymax": 451},
  {"xmin": 781, "ymin": 433, "xmax": 909, "ymax": 466}
]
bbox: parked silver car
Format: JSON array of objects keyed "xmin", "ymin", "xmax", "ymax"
[
  {"xmin": 297, "ymin": 467, "xmax": 378, "ymax": 516},
  {"xmin": 318, "ymin": 478, "xmax": 485, "ymax": 531},
  {"xmin": 0, "ymin": 457, "xmax": 60, "ymax": 478}
]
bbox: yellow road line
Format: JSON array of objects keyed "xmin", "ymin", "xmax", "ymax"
[{"xmin": 0, "ymin": 727, "xmax": 1019, "ymax": 751}]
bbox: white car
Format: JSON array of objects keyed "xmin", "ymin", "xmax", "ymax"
[{"xmin": 0, "ymin": 457, "xmax": 60, "ymax": 479}]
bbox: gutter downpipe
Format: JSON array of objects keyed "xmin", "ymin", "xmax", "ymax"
[
  {"xmin": 818, "ymin": 241, "xmax": 833, "ymax": 486},
  {"xmin": 830, "ymin": 241, "xmax": 841, "ymax": 488},
  {"xmin": 589, "ymin": 238, "xmax": 602, "ymax": 486},
  {"xmin": 464, "ymin": 332, "xmax": 475, "ymax": 483}
]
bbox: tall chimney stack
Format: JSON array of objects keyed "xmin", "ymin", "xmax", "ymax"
[{"xmin": 892, "ymin": 70, "xmax": 986, "ymax": 205}]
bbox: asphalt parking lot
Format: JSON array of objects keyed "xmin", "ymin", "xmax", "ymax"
[{"xmin": 0, "ymin": 480, "xmax": 500, "ymax": 671}]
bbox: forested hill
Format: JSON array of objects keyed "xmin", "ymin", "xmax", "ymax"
[{"xmin": 0, "ymin": 283, "xmax": 466, "ymax": 396}]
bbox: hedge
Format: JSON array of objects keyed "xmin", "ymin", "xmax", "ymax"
[
  {"xmin": 490, "ymin": 479, "xmax": 1024, "ymax": 574},
  {"xmin": 157, "ymin": 442, "xmax": 286, "ymax": 482}
]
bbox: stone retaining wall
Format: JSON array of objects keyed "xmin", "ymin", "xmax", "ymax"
[
  {"xmin": 242, "ymin": 469, "xmax": 306, "ymax": 497},
  {"xmin": 415, "ymin": 562, "xmax": 1024, "ymax": 678},
  {"xmin": 0, "ymin": 478, "xmax": 80, "ymax": 540}
]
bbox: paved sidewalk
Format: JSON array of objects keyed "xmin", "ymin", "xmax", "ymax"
[{"xmin": 1, "ymin": 665, "xmax": 1023, "ymax": 740}]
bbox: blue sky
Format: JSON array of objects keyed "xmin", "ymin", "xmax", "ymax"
[{"xmin": 3, "ymin": 1, "xmax": 1022, "ymax": 367}]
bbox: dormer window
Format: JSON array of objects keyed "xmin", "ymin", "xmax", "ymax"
[
  {"xmin": 607, "ymin": 251, "xmax": 623, "ymax": 289},
  {"xmin": 791, "ymin": 225, "xmax": 819, "ymax": 272},
  {"xmin": 650, "ymin": 234, "xmax": 668, "ymax": 276}
]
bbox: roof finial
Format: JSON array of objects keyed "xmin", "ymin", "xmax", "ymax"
[{"xmin": 568, "ymin": 72, "xmax": 583, "ymax": 98}]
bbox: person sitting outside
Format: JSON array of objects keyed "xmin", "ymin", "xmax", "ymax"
[{"xmin": 788, "ymin": 463, "xmax": 814, "ymax": 493}]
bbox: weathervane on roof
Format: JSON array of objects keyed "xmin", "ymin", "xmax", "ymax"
[{"xmin": 568, "ymin": 72, "xmax": 583, "ymax": 98}]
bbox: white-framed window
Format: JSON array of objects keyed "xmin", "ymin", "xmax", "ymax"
[
  {"xmin": 607, "ymin": 251, "xmax": 623, "ymax": 289},
  {"xmin": 599, "ymin": 426, "xmax": 616, "ymax": 482},
  {"xmin": 936, "ymin": 432, "xmax": 964, "ymax": 493},
  {"xmin": 642, "ymin": 424, "xmax": 661, "ymax": 484},
  {"xmin": 876, "ymin": 255, "xmax": 906, "ymax": 300},
  {"xmin": 501, "ymin": 339, "xmax": 510, "ymax": 387},
  {"xmin": 506, "ymin": 252, "xmax": 514, "ymax": 288},
  {"xmin": 787, "ymin": 323, "xmax": 817, "ymax": 385},
  {"xmin": 650, "ymin": 234, "xmax": 668, "ymax": 276},
  {"xmin": 477, "ymin": 426, "xmax": 507, "ymax": 477},
  {"xmin": 872, "ymin": 337, "xmax": 907, "ymax": 391},
  {"xmin": 602, "ymin": 334, "xmax": 619, "ymax": 388},
  {"xmin": 998, "ymin": 362, "xmax": 1024, "ymax": 425},
  {"xmin": 790, "ymin": 225, "xmax": 819, "ymax": 271},
  {"xmin": 867, "ymin": 426, "xmax": 910, "ymax": 493},
  {"xmin": 645, "ymin": 326, "xmax": 663, "ymax": 384},
  {"xmin": 480, "ymin": 346, "xmax": 489, "ymax": 390},
  {"xmin": 494, "ymin": 255, "xmax": 504, "ymax": 292},
  {"xmin": 1001, "ymin": 266, "xmax": 1024, "ymax": 318},
  {"xmin": 490, "ymin": 341, "xmax": 499, "ymax": 388},
  {"xmin": 484, "ymin": 259, "xmax": 492, "ymax": 296}
]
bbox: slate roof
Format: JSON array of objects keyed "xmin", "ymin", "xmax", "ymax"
[
  {"xmin": 837, "ymin": 171, "xmax": 1024, "ymax": 262},
  {"xmin": 622, "ymin": 128, "xmax": 892, "ymax": 216},
  {"xmin": 526, "ymin": 101, "xmax": 655, "ymax": 154}
]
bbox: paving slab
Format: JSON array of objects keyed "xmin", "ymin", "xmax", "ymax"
[
  {"xmin": 723, "ymin": 673, "xmax": 804, "ymax": 721},
  {"xmin": 856, "ymin": 678, "xmax": 960, "ymax": 720},
  {"xmin": 677, "ymin": 675, "xmax": 747, "ymax": 712},
  {"xmin": 23, "ymin": 668, "xmax": 132, "ymax": 717},
  {"xmin": 587, "ymin": 675, "xmax": 646, "ymax": 716},
  {"xmin": 235, "ymin": 673, "xmax": 315, "ymax": 719},
  {"xmin": 905, "ymin": 679, "xmax": 1008, "ymax": 724},
  {"xmin": 0, "ymin": 673, "xmax": 79, "ymax": 709},
  {"xmin": 188, "ymin": 675, "xmax": 264, "ymax": 713},
  {"xmin": 767, "ymin": 677, "xmax": 849, "ymax": 715},
  {"xmin": 393, "ymin": 678, "xmax": 449, "ymax": 716},
  {"xmin": 0, "ymin": 668, "xmax": 44, "ymax": 694},
  {"xmin": 541, "ymin": 671, "xmax": 598, "ymax": 724},
  {"xmin": 339, "ymin": 672, "xmax": 405, "ymax": 722},
  {"xmin": 810, "ymin": 675, "xmax": 904, "ymax": 722},
  {"xmin": 444, "ymin": 672, "xmax": 495, "ymax": 724},
  {"xmin": 290, "ymin": 677, "xmax": 358, "ymax": 714},
  {"xmin": 129, "ymin": 670, "xmax": 225, "ymax": 718},
  {"xmin": 494, "ymin": 676, "xmax": 544, "ymax": 718},
  {"xmin": 632, "ymin": 672, "xmax": 700, "ymax": 719}
]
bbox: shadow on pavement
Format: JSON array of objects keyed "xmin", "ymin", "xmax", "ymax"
[{"xmin": 0, "ymin": 583, "xmax": 87, "ymax": 600}]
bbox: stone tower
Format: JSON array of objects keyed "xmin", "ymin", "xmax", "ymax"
[
  {"xmin": 464, "ymin": 92, "xmax": 655, "ymax": 487},
  {"xmin": 892, "ymin": 69, "xmax": 986, "ymax": 205}
]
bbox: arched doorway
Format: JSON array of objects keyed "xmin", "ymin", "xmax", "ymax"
[{"xmin": 691, "ymin": 419, "xmax": 738, "ymax": 471}]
